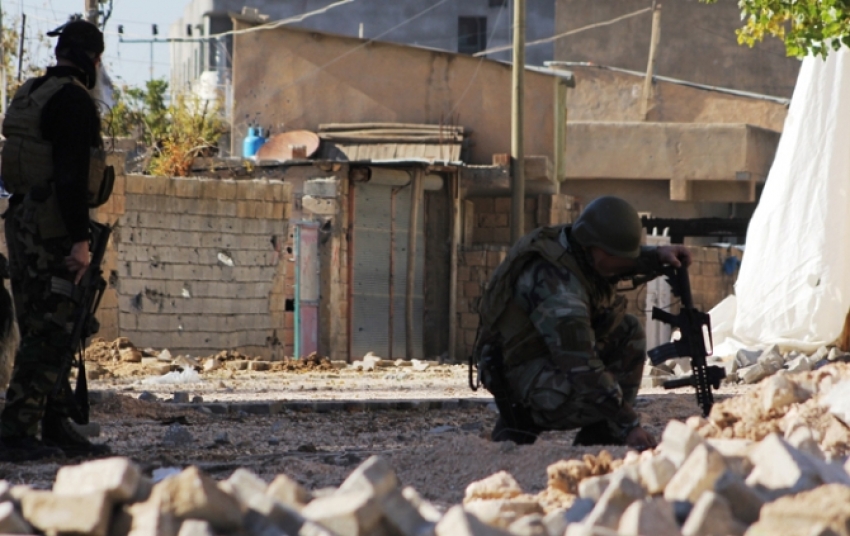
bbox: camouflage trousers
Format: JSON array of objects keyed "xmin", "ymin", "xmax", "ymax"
[
  {"xmin": 1, "ymin": 203, "xmax": 77, "ymax": 439},
  {"xmin": 503, "ymin": 313, "xmax": 646, "ymax": 431}
]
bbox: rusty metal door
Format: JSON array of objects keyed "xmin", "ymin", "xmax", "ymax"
[
  {"xmin": 295, "ymin": 222, "xmax": 320, "ymax": 358},
  {"xmin": 351, "ymin": 181, "xmax": 425, "ymax": 360}
]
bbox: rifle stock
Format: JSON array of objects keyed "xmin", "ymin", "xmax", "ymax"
[
  {"xmin": 647, "ymin": 265, "xmax": 725, "ymax": 416},
  {"xmin": 52, "ymin": 221, "xmax": 112, "ymax": 425}
]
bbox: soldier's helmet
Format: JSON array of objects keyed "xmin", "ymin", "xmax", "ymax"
[{"xmin": 571, "ymin": 196, "xmax": 642, "ymax": 259}]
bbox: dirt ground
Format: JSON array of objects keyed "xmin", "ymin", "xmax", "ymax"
[{"xmin": 0, "ymin": 361, "xmax": 744, "ymax": 507}]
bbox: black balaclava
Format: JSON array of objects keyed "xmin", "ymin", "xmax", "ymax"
[{"xmin": 47, "ymin": 20, "xmax": 105, "ymax": 89}]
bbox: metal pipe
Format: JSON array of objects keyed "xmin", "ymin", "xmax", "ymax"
[
  {"xmin": 448, "ymin": 171, "xmax": 460, "ymax": 362},
  {"xmin": 16, "ymin": 14, "xmax": 25, "ymax": 82},
  {"xmin": 388, "ymin": 186, "xmax": 400, "ymax": 360},
  {"xmin": 294, "ymin": 224, "xmax": 301, "ymax": 359},
  {"xmin": 640, "ymin": 2, "xmax": 662, "ymax": 120},
  {"xmin": 406, "ymin": 168, "xmax": 423, "ymax": 360},
  {"xmin": 347, "ymin": 179, "xmax": 356, "ymax": 362},
  {"xmin": 510, "ymin": 0, "xmax": 526, "ymax": 243}
]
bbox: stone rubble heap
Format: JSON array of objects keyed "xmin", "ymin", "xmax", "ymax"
[{"xmin": 644, "ymin": 343, "xmax": 850, "ymax": 389}]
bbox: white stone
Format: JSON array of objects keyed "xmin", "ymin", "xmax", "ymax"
[
  {"xmin": 402, "ymin": 486, "xmax": 443, "ymax": 523},
  {"xmin": 735, "ymin": 348, "xmax": 760, "ymax": 368},
  {"xmin": 435, "ymin": 505, "xmax": 511, "ymax": 536},
  {"xmin": 785, "ymin": 426, "xmax": 824, "ymax": 460},
  {"xmin": 658, "ymin": 420, "xmax": 705, "ymax": 468},
  {"xmin": 820, "ymin": 380, "xmax": 850, "ymax": 427},
  {"xmin": 380, "ymin": 489, "xmax": 434, "ymax": 536},
  {"xmin": 177, "ymin": 520, "xmax": 213, "ymax": 536},
  {"xmin": 464, "ymin": 471, "xmax": 522, "ymax": 502},
  {"xmin": 127, "ymin": 498, "xmax": 179, "ymax": 536},
  {"xmin": 507, "ymin": 514, "xmax": 548, "ymax": 536},
  {"xmin": 219, "ymin": 468, "xmax": 268, "ymax": 509},
  {"xmin": 153, "ymin": 467, "xmax": 242, "ymax": 532},
  {"xmin": 338, "ymin": 456, "xmax": 399, "ymax": 500},
  {"xmin": 301, "ymin": 490, "xmax": 382, "ymax": 536},
  {"xmin": 761, "ymin": 374, "xmax": 802, "ymax": 413},
  {"xmin": 639, "ymin": 455, "xmax": 677, "ymax": 495},
  {"xmin": 463, "ymin": 499, "xmax": 542, "ymax": 530},
  {"xmin": 746, "ymin": 433, "xmax": 850, "ymax": 501},
  {"xmin": 22, "ymin": 490, "xmax": 112, "ymax": 536},
  {"xmin": 758, "ymin": 345, "xmax": 785, "ymax": 374},
  {"xmin": 0, "ymin": 501, "xmax": 31, "ymax": 534},
  {"xmin": 158, "ymin": 349, "xmax": 173, "ymax": 362},
  {"xmin": 120, "ymin": 348, "xmax": 143, "ymax": 363},
  {"xmin": 712, "ymin": 471, "xmax": 765, "ymax": 525},
  {"xmin": 618, "ymin": 498, "xmax": 681, "ymax": 536},
  {"xmin": 267, "ymin": 474, "xmax": 312, "ymax": 510},
  {"xmin": 786, "ymin": 355, "xmax": 812, "ymax": 373},
  {"xmin": 739, "ymin": 363, "xmax": 768, "ymax": 384},
  {"xmin": 664, "ymin": 444, "xmax": 727, "ymax": 503},
  {"xmin": 578, "ymin": 474, "xmax": 611, "ymax": 501},
  {"xmin": 411, "ymin": 359, "xmax": 430, "ymax": 372},
  {"xmin": 202, "ymin": 359, "xmax": 219, "ymax": 372},
  {"xmin": 53, "ymin": 457, "xmax": 142, "ymax": 503},
  {"xmin": 681, "ymin": 492, "xmax": 745, "ymax": 536},
  {"xmin": 582, "ymin": 474, "xmax": 645, "ymax": 530}
]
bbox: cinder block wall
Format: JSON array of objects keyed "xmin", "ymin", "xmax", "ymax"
[
  {"xmin": 95, "ymin": 175, "xmax": 293, "ymax": 358},
  {"xmin": 469, "ymin": 194, "xmax": 579, "ymax": 245}
]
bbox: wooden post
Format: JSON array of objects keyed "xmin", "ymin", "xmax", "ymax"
[
  {"xmin": 640, "ymin": 2, "xmax": 662, "ymax": 120},
  {"xmin": 554, "ymin": 78, "xmax": 568, "ymax": 192},
  {"xmin": 86, "ymin": 0, "xmax": 99, "ymax": 25},
  {"xmin": 448, "ymin": 170, "xmax": 461, "ymax": 362},
  {"xmin": 16, "ymin": 14, "xmax": 25, "ymax": 82},
  {"xmin": 510, "ymin": 0, "xmax": 526, "ymax": 243},
  {"xmin": 406, "ymin": 168, "xmax": 423, "ymax": 360},
  {"xmin": 839, "ymin": 310, "xmax": 850, "ymax": 352}
]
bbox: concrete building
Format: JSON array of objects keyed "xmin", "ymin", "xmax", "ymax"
[
  {"xmin": 553, "ymin": 0, "xmax": 801, "ymax": 98},
  {"xmin": 169, "ymin": 0, "xmax": 556, "ymax": 92}
]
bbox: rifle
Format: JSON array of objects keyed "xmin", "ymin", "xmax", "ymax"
[
  {"xmin": 50, "ymin": 221, "xmax": 112, "ymax": 425},
  {"xmin": 647, "ymin": 265, "xmax": 725, "ymax": 417}
]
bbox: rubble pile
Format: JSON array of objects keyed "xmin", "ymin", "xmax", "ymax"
[{"xmin": 350, "ymin": 352, "xmax": 438, "ymax": 372}]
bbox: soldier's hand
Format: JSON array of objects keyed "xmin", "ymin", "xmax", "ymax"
[
  {"xmin": 626, "ymin": 426, "xmax": 657, "ymax": 451},
  {"xmin": 657, "ymin": 245, "xmax": 692, "ymax": 268},
  {"xmin": 65, "ymin": 241, "xmax": 91, "ymax": 284}
]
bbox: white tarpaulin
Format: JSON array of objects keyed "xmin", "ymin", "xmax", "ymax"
[{"xmin": 716, "ymin": 47, "xmax": 850, "ymax": 354}]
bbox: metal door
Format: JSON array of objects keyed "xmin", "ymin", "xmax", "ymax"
[
  {"xmin": 351, "ymin": 182, "xmax": 425, "ymax": 359},
  {"xmin": 295, "ymin": 222, "xmax": 320, "ymax": 358}
]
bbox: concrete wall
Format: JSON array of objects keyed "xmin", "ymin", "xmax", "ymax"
[
  {"xmin": 231, "ymin": 25, "xmax": 564, "ymax": 166},
  {"xmin": 102, "ymin": 175, "xmax": 293, "ymax": 358},
  {"xmin": 171, "ymin": 0, "xmax": 555, "ymax": 91},
  {"xmin": 564, "ymin": 65, "xmax": 789, "ymax": 132},
  {"xmin": 554, "ymin": 0, "xmax": 801, "ymax": 98}
]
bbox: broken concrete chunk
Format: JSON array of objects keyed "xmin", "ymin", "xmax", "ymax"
[
  {"xmin": 463, "ymin": 499, "xmax": 543, "ymax": 530},
  {"xmin": 120, "ymin": 348, "xmax": 143, "ymax": 363},
  {"xmin": 22, "ymin": 490, "xmax": 112, "ymax": 536},
  {"xmin": 464, "ymin": 471, "xmax": 522, "ymax": 502},
  {"xmin": 338, "ymin": 455, "xmax": 399, "ymax": 500},
  {"xmin": 507, "ymin": 513, "xmax": 548, "ymax": 536},
  {"xmin": 738, "ymin": 363, "xmax": 768, "ymax": 384},
  {"xmin": 564, "ymin": 498, "xmax": 595, "ymax": 524},
  {"xmin": 220, "ymin": 468, "xmax": 268, "ymax": 509},
  {"xmin": 785, "ymin": 426, "xmax": 825, "ymax": 460},
  {"xmin": 682, "ymin": 492, "xmax": 745, "ymax": 536},
  {"xmin": 202, "ymin": 359, "xmax": 220, "ymax": 372},
  {"xmin": 577, "ymin": 474, "xmax": 611, "ymax": 501},
  {"xmin": 380, "ymin": 489, "xmax": 434, "ymax": 536},
  {"xmin": 786, "ymin": 355, "xmax": 812, "ymax": 373},
  {"xmin": 0, "ymin": 501, "xmax": 32, "ymax": 534},
  {"xmin": 547, "ymin": 459, "xmax": 592, "ymax": 495},
  {"xmin": 267, "ymin": 474, "xmax": 312, "ymax": 510},
  {"xmin": 664, "ymin": 444, "xmax": 728, "ymax": 503},
  {"xmin": 735, "ymin": 348, "xmax": 760, "ymax": 368},
  {"xmin": 53, "ymin": 457, "xmax": 142, "ymax": 503},
  {"xmin": 127, "ymin": 497, "xmax": 179, "ymax": 536},
  {"xmin": 745, "ymin": 484, "xmax": 850, "ymax": 536},
  {"xmin": 758, "ymin": 345, "xmax": 784, "ymax": 374},
  {"xmin": 435, "ymin": 505, "xmax": 511, "ymax": 536},
  {"xmin": 301, "ymin": 490, "xmax": 382, "ymax": 536},
  {"xmin": 820, "ymin": 380, "xmax": 850, "ymax": 427},
  {"xmin": 639, "ymin": 455, "xmax": 677, "ymax": 495},
  {"xmin": 158, "ymin": 349, "xmax": 173, "ymax": 362},
  {"xmin": 153, "ymin": 466, "xmax": 242, "ymax": 532},
  {"xmin": 582, "ymin": 473, "xmax": 645, "ymax": 530},
  {"xmin": 745, "ymin": 433, "xmax": 850, "ymax": 501},
  {"xmin": 177, "ymin": 519, "xmax": 213, "ymax": 536},
  {"xmin": 761, "ymin": 374, "xmax": 803, "ymax": 413},
  {"xmin": 618, "ymin": 498, "xmax": 681, "ymax": 536},
  {"xmin": 712, "ymin": 471, "xmax": 765, "ymax": 525},
  {"xmin": 248, "ymin": 361, "xmax": 271, "ymax": 371},
  {"xmin": 659, "ymin": 420, "xmax": 705, "ymax": 468},
  {"xmin": 705, "ymin": 439, "xmax": 754, "ymax": 476},
  {"xmin": 402, "ymin": 486, "xmax": 443, "ymax": 523}
]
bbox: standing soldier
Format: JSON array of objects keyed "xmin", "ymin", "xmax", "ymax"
[
  {"xmin": 0, "ymin": 19, "xmax": 113, "ymax": 461},
  {"xmin": 473, "ymin": 196, "xmax": 691, "ymax": 450}
]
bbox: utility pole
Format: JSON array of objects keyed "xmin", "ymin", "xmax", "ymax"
[
  {"xmin": 510, "ymin": 0, "xmax": 525, "ymax": 243},
  {"xmin": 0, "ymin": 0, "xmax": 7, "ymax": 113},
  {"xmin": 85, "ymin": 0, "xmax": 98, "ymax": 26},
  {"xmin": 640, "ymin": 2, "xmax": 662, "ymax": 120}
]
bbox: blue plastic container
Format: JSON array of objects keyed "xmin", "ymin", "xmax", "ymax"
[{"xmin": 242, "ymin": 127, "xmax": 266, "ymax": 158}]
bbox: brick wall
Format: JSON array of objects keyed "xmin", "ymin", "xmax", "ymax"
[
  {"xmin": 469, "ymin": 194, "xmax": 580, "ymax": 245},
  {"xmin": 97, "ymin": 175, "xmax": 293, "ymax": 358}
]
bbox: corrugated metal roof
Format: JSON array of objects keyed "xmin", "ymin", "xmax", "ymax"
[{"xmin": 317, "ymin": 123, "xmax": 464, "ymax": 164}]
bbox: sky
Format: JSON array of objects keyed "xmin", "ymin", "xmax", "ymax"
[{"xmin": 11, "ymin": 0, "xmax": 187, "ymax": 88}]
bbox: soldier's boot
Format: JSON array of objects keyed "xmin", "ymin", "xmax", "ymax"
[
  {"xmin": 573, "ymin": 420, "xmax": 624, "ymax": 446},
  {"xmin": 491, "ymin": 416, "xmax": 540, "ymax": 445},
  {"xmin": 41, "ymin": 412, "xmax": 111, "ymax": 458},
  {"xmin": 0, "ymin": 435, "xmax": 65, "ymax": 462}
]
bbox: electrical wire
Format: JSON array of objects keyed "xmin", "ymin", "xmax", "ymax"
[{"xmin": 473, "ymin": 6, "xmax": 653, "ymax": 57}]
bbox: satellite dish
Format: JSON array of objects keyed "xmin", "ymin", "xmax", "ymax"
[{"xmin": 255, "ymin": 130, "xmax": 320, "ymax": 162}]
